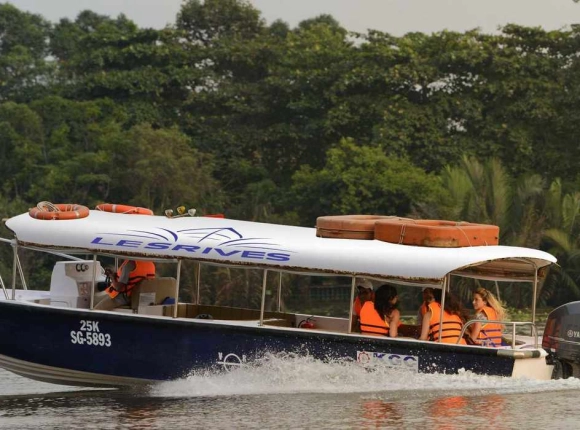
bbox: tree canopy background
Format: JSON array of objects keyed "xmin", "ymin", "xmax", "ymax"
[{"xmin": 2, "ymin": 0, "xmax": 580, "ymax": 308}]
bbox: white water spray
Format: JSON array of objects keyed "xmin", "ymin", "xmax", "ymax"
[{"xmin": 150, "ymin": 353, "xmax": 580, "ymax": 398}]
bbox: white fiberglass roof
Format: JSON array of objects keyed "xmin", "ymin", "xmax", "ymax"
[{"xmin": 5, "ymin": 211, "xmax": 556, "ymax": 284}]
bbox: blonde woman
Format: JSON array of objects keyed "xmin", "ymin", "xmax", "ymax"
[{"xmin": 469, "ymin": 287, "xmax": 507, "ymax": 347}]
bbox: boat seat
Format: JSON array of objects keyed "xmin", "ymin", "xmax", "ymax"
[{"xmin": 130, "ymin": 277, "xmax": 177, "ymax": 310}]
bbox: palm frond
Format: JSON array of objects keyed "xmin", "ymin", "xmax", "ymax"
[
  {"xmin": 562, "ymin": 193, "xmax": 580, "ymax": 234},
  {"xmin": 546, "ymin": 179, "xmax": 563, "ymax": 226},
  {"xmin": 543, "ymin": 228, "xmax": 573, "ymax": 254},
  {"xmin": 486, "ymin": 158, "xmax": 511, "ymax": 227}
]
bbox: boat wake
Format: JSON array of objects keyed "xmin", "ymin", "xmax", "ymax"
[{"xmin": 150, "ymin": 352, "xmax": 580, "ymax": 398}]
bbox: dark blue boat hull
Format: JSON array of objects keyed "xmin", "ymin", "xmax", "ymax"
[{"xmin": 0, "ymin": 301, "xmax": 516, "ymax": 386}]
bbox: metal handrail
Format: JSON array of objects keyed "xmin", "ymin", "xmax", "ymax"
[
  {"xmin": 0, "ymin": 237, "xmax": 85, "ymax": 300},
  {"xmin": 15, "ymin": 253, "xmax": 27, "ymax": 290},
  {"xmin": 458, "ymin": 319, "xmax": 539, "ymax": 349},
  {"xmin": 0, "ymin": 273, "xmax": 7, "ymax": 300}
]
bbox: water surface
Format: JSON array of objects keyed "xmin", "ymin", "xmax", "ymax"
[{"xmin": 1, "ymin": 355, "xmax": 579, "ymax": 429}]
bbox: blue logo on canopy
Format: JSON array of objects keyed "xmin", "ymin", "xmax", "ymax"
[{"xmin": 90, "ymin": 227, "xmax": 293, "ymax": 262}]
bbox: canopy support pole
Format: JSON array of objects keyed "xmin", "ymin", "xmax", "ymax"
[
  {"xmin": 532, "ymin": 266, "xmax": 539, "ymax": 328},
  {"xmin": 0, "ymin": 273, "xmax": 7, "ymax": 300},
  {"xmin": 259, "ymin": 269, "xmax": 268, "ymax": 326},
  {"xmin": 16, "ymin": 254, "xmax": 27, "ymax": 290},
  {"xmin": 11, "ymin": 242, "xmax": 18, "ymax": 300},
  {"xmin": 90, "ymin": 253, "xmax": 97, "ymax": 310},
  {"xmin": 277, "ymin": 272, "xmax": 283, "ymax": 312},
  {"xmin": 195, "ymin": 262, "xmax": 201, "ymax": 305},
  {"xmin": 348, "ymin": 277, "xmax": 357, "ymax": 334},
  {"xmin": 438, "ymin": 276, "xmax": 448, "ymax": 343},
  {"xmin": 173, "ymin": 259, "xmax": 182, "ymax": 318}
]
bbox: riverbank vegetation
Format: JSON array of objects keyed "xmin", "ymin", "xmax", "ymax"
[{"xmin": 2, "ymin": 0, "xmax": 580, "ymax": 309}]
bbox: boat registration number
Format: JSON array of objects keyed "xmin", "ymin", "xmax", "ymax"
[{"xmin": 70, "ymin": 320, "xmax": 112, "ymax": 347}]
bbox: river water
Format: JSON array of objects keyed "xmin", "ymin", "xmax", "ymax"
[{"xmin": 1, "ymin": 355, "xmax": 580, "ymax": 429}]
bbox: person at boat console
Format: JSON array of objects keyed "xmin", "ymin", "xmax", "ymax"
[
  {"xmin": 468, "ymin": 287, "xmax": 506, "ymax": 347},
  {"xmin": 95, "ymin": 260, "xmax": 156, "ymax": 310},
  {"xmin": 419, "ymin": 289, "xmax": 468, "ymax": 344},
  {"xmin": 359, "ymin": 285, "xmax": 400, "ymax": 337}
]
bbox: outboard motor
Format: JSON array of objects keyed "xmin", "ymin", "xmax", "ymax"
[{"xmin": 542, "ymin": 301, "xmax": 580, "ymax": 379}]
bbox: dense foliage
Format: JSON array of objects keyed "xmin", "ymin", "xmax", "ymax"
[{"xmin": 2, "ymin": 1, "xmax": 580, "ymax": 309}]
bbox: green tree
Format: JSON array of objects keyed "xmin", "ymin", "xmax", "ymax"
[
  {"xmin": 51, "ymin": 12, "xmax": 200, "ymax": 126},
  {"xmin": 290, "ymin": 138, "xmax": 443, "ymax": 225},
  {"xmin": 176, "ymin": 0, "xmax": 264, "ymax": 46},
  {"xmin": 0, "ymin": 3, "xmax": 51, "ymax": 102},
  {"xmin": 452, "ymin": 26, "xmax": 570, "ymax": 179},
  {"xmin": 542, "ymin": 179, "xmax": 580, "ymax": 304},
  {"xmin": 427, "ymin": 157, "xmax": 575, "ymax": 306},
  {"xmin": 109, "ymin": 124, "xmax": 224, "ymax": 213},
  {"xmin": 0, "ymin": 102, "xmax": 44, "ymax": 199},
  {"xmin": 0, "ymin": 97, "xmax": 129, "ymax": 205},
  {"xmin": 27, "ymin": 96, "xmax": 127, "ymax": 204},
  {"xmin": 183, "ymin": 12, "xmax": 356, "ymax": 226},
  {"xmin": 432, "ymin": 156, "xmax": 546, "ymax": 248},
  {"xmin": 363, "ymin": 30, "xmax": 483, "ymax": 172}
]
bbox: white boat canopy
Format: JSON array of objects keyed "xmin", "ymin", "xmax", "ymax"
[{"xmin": 5, "ymin": 211, "xmax": 556, "ymax": 285}]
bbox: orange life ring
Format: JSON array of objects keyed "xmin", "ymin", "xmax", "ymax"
[
  {"xmin": 316, "ymin": 215, "xmax": 407, "ymax": 240},
  {"xmin": 95, "ymin": 203, "xmax": 154, "ymax": 216},
  {"xmin": 374, "ymin": 219, "xmax": 499, "ymax": 247},
  {"xmin": 29, "ymin": 203, "xmax": 90, "ymax": 220}
]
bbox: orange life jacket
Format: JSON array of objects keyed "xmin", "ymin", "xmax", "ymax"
[
  {"xmin": 106, "ymin": 260, "xmax": 155, "ymax": 298},
  {"xmin": 477, "ymin": 306, "xmax": 503, "ymax": 347},
  {"xmin": 354, "ymin": 296, "xmax": 363, "ymax": 316},
  {"xmin": 359, "ymin": 301, "xmax": 389, "ymax": 335},
  {"xmin": 428, "ymin": 302, "xmax": 466, "ymax": 344},
  {"xmin": 353, "ymin": 291, "xmax": 375, "ymax": 316}
]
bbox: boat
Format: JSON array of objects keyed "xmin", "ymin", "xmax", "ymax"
[{"xmin": 0, "ymin": 205, "xmax": 574, "ymax": 387}]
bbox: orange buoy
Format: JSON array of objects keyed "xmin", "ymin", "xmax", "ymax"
[
  {"xmin": 95, "ymin": 203, "xmax": 154, "ymax": 216},
  {"xmin": 374, "ymin": 219, "xmax": 499, "ymax": 247},
  {"xmin": 316, "ymin": 215, "xmax": 406, "ymax": 240},
  {"xmin": 29, "ymin": 202, "xmax": 90, "ymax": 220}
]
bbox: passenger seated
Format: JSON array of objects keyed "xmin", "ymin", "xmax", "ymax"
[
  {"xmin": 360, "ymin": 285, "xmax": 400, "ymax": 337},
  {"xmin": 419, "ymin": 290, "xmax": 467, "ymax": 344},
  {"xmin": 353, "ymin": 278, "xmax": 375, "ymax": 327},
  {"xmin": 417, "ymin": 287, "xmax": 435, "ymax": 326},
  {"xmin": 95, "ymin": 259, "xmax": 155, "ymax": 310},
  {"xmin": 468, "ymin": 287, "xmax": 506, "ymax": 347}
]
